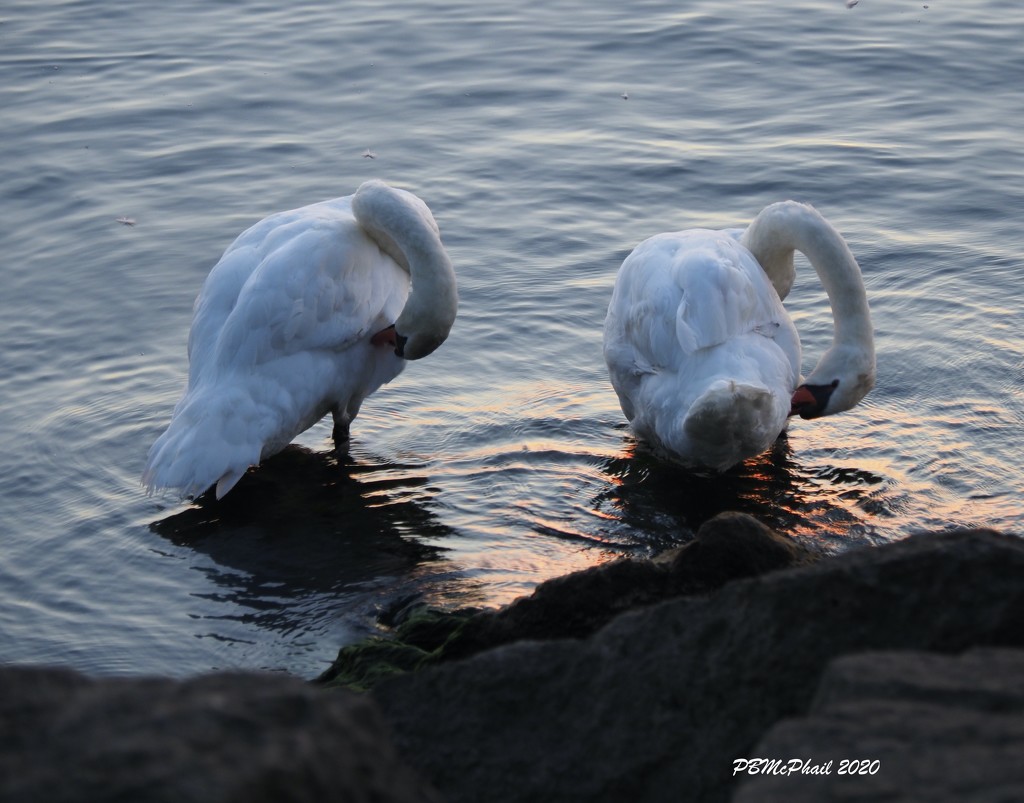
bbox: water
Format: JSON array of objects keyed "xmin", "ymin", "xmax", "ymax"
[{"xmin": 1, "ymin": 0, "xmax": 1021, "ymax": 678}]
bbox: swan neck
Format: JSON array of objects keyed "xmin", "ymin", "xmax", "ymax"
[{"xmin": 743, "ymin": 202, "xmax": 872, "ymax": 351}]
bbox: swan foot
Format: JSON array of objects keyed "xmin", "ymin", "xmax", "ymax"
[{"xmin": 332, "ymin": 420, "xmax": 351, "ymax": 446}]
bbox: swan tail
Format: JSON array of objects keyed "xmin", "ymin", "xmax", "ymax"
[
  {"xmin": 681, "ymin": 381, "xmax": 788, "ymax": 470},
  {"xmin": 142, "ymin": 390, "xmax": 264, "ymax": 501}
]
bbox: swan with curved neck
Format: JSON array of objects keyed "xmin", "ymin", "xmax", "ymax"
[
  {"xmin": 603, "ymin": 200, "xmax": 874, "ymax": 471},
  {"xmin": 143, "ymin": 179, "xmax": 458, "ymax": 500},
  {"xmin": 356, "ymin": 180, "xmax": 458, "ymax": 360},
  {"xmin": 741, "ymin": 201, "xmax": 875, "ymax": 419}
]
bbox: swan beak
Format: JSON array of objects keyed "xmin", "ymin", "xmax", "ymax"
[
  {"xmin": 394, "ymin": 333, "xmax": 408, "ymax": 358},
  {"xmin": 370, "ymin": 324, "xmax": 408, "ymax": 358},
  {"xmin": 371, "ymin": 324, "xmax": 397, "ymax": 348},
  {"xmin": 790, "ymin": 381, "xmax": 840, "ymax": 419},
  {"xmin": 789, "ymin": 385, "xmax": 819, "ymax": 418}
]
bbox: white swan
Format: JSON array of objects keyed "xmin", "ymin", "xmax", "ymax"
[
  {"xmin": 603, "ymin": 200, "xmax": 874, "ymax": 472},
  {"xmin": 142, "ymin": 179, "xmax": 458, "ymax": 500}
]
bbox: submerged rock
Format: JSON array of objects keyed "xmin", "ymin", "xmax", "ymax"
[
  {"xmin": 0, "ymin": 667, "xmax": 439, "ymax": 803},
  {"xmin": 318, "ymin": 511, "xmax": 818, "ymax": 687},
  {"xmin": 444, "ymin": 510, "xmax": 819, "ymax": 660},
  {"xmin": 371, "ymin": 527, "xmax": 1024, "ymax": 803}
]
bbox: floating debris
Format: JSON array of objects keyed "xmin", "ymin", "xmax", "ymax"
[{"xmin": 116, "ymin": 217, "xmax": 136, "ymax": 226}]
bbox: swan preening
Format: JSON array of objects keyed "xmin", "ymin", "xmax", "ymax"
[
  {"xmin": 143, "ymin": 180, "xmax": 458, "ymax": 500},
  {"xmin": 603, "ymin": 201, "xmax": 875, "ymax": 472}
]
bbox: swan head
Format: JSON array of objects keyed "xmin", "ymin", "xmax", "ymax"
[
  {"xmin": 371, "ymin": 317, "xmax": 451, "ymax": 361},
  {"xmin": 789, "ymin": 344, "xmax": 876, "ymax": 419},
  {"xmin": 390, "ymin": 261, "xmax": 458, "ymax": 360},
  {"xmin": 371, "ymin": 265, "xmax": 457, "ymax": 361},
  {"xmin": 354, "ymin": 180, "xmax": 458, "ymax": 361},
  {"xmin": 395, "ymin": 322, "xmax": 446, "ymax": 360}
]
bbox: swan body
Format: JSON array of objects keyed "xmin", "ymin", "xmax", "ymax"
[
  {"xmin": 603, "ymin": 201, "xmax": 874, "ymax": 471},
  {"xmin": 143, "ymin": 180, "xmax": 457, "ymax": 499}
]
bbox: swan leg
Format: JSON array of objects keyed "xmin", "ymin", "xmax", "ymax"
[{"xmin": 331, "ymin": 409, "xmax": 352, "ymax": 445}]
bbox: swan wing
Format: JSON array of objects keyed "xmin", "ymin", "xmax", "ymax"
[
  {"xmin": 184, "ymin": 201, "xmax": 345, "ymax": 380},
  {"xmin": 607, "ymin": 230, "xmax": 790, "ymax": 364},
  {"xmin": 145, "ymin": 197, "xmax": 407, "ymax": 498},
  {"xmin": 189, "ymin": 199, "xmax": 402, "ymax": 382}
]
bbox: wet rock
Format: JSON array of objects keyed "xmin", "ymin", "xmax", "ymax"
[
  {"xmin": 318, "ymin": 511, "xmax": 818, "ymax": 685},
  {"xmin": 316, "ymin": 603, "xmax": 475, "ymax": 691},
  {"xmin": 657, "ymin": 509, "xmax": 819, "ymax": 591},
  {"xmin": 0, "ymin": 667, "xmax": 439, "ymax": 803},
  {"xmin": 443, "ymin": 510, "xmax": 818, "ymax": 659},
  {"xmin": 733, "ymin": 648, "xmax": 1024, "ymax": 802},
  {"xmin": 372, "ymin": 528, "xmax": 1024, "ymax": 803}
]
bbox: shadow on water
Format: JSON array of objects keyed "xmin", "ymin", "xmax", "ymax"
[
  {"xmin": 595, "ymin": 429, "xmax": 890, "ymax": 554},
  {"xmin": 149, "ymin": 445, "xmax": 453, "ymax": 606}
]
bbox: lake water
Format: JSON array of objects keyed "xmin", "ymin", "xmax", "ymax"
[{"xmin": 1, "ymin": 0, "xmax": 1021, "ymax": 679}]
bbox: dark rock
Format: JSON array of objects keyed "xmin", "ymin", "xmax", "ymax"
[
  {"xmin": 372, "ymin": 528, "xmax": 1024, "ymax": 803},
  {"xmin": 445, "ymin": 510, "xmax": 818, "ymax": 660},
  {"xmin": 316, "ymin": 604, "xmax": 478, "ymax": 690},
  {"xmin": 0, "ymin": 666, "xmax": 439, "ymax": 803},
  {"xmin": 318, "ymin": 511, "xmax": 817, "ymax": 685},
  {"xmin": 733, "ymin": 648, "xmax": 1024, "ymax": 802},
  {"xmin": 447, "ymin": 511, "xmax": 818, "ymax": 658},
  {"xmin": 435, "ymin": 552, "xmax": 669, "ymax": 661},
  {"xmin": 657, "ymin": 509, "xmax": 819, "ymax": 591}
]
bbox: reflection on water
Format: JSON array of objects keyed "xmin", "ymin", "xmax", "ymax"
[
  {"xmin": 150, "ymin": 445, "xmax": 453, "ymax": 650},
  {"xmin": 140, "ymin": 369, "xmax": 993, "ymax": 663},
  {"xmin": 1, "ymin": 0, "xmax": 1021, "ymax": 677},
  {"xmin": 152, "ymin": 445, "xmax": 449, "ymax": 576},
  {"xmin": 146, "ymin": 424, "xmax": 898, "ymax": 655},
  {"xmin": 596, "ymin": 427, "xmax": 893, "ymax": 555}
]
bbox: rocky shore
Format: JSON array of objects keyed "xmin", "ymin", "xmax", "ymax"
[{"xmin": 2, "ymin": 513, "xmax": 1022, "ymax": 802}]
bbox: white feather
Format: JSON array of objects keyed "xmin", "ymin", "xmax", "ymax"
[
  {"xmin": 605, "ymin": 229, "xmax": 800, "ymax": 471},
  {"xmin": 604, "ymin": 201, "xmax": 874, "ymax": 471},
  {"xmin": 143, "ymin": 182, "xmax": 457, "ymax": 500}
]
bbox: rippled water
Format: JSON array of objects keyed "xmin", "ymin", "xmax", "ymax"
[{"xmin": 1, "ymin": 0, "xmax": 1021, "ymax": 678}]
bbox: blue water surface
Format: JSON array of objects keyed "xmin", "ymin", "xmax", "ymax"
[{"xmin": 0, "ymin": 0, "xmax": 1021, "ymax": 677}]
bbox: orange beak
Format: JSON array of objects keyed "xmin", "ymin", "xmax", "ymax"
[
  {"xmin": 371, "ymin": 324, "xmax": 397, "ymax": 348},
  {"xmin": 789, "ymin": 385, "xmax": 817, "ymax": 418}
]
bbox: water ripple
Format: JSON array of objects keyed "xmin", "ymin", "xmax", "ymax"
[{"xmin": 1, "ymin": 0, "xmax": 1022, "ymax": 677}]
